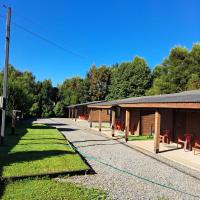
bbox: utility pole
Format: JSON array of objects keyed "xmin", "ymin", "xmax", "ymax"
[{"xmin": 0, "ymin": 7, "xmax": 11, "ymax": 144}]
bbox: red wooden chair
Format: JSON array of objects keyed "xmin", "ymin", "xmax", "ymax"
[
  {"xmin": 115, "ymin": 121, "xmax": 121, "ymax": 130},
  {"xmin": 177, "ymin": 133, "xmax": 193, "ymax": 151},
  {"xmin": 160, "ymin": 129, "xmax": 171, "ymax": 144},
  {"xmin": 193, "ymin": 137, "xmax": 200, "ymax": 155}
]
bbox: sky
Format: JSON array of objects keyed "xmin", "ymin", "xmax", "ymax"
[{"xmin": 0, "ymin": 0, "xmax": 199, "ymax": 86}]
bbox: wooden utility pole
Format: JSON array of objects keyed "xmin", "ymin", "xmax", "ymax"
[{"xmin": 1, "ymin": 7, "xmax": 11, "ymax": 144}]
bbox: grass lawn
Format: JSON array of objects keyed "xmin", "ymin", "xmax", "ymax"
[
  {"xmin": 0, "ymin": 122, "xmax": 89, "ymax": 178},
  {"xmin": 128, "ymin": 135, "xmax": 154, "ymax": 141},
  {"xmin": 94, "ymin": 125, "xmax": 111, "ymax": 128},
  {"xmin": 1, "ymin": 178, "xmax": 110, "ymax": 200}
]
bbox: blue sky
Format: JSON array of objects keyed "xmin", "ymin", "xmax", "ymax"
[{"xmin": 0, "ymin": 0, "xmax": 199, "ymax": 86}]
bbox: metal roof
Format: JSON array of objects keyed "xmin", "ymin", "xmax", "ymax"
[
  {"xmin": 88, "ymin": 90, "xmax": 200, "ymax": 107},
  {"xmin": 67, "ymin": 100, "xmax": 105, "ymax": 108}
]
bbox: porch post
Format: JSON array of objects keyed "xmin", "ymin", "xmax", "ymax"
[
  {"xmin": 71, "ymin": 108, "xmax": 74, "ymax": 120},
  {"xmin": 68, "ymin": 108, "xmax": 71, "ymax": 118},
  {"xmin": 135, "ymin": 109, "xmax": 140, "ymax": 136},
  {"xmin": 99, "ymin": 109, "xmax": 102, "ymax": 132},
  {"xmin": 154, "ymin": 109, "xmax": 161, "ymax": 153},
  {"xmin": 75, "ymin": 108, "xmax": 77, "ymax": 122},
  {"xmin": 125, "ymin": 109, "xmax": 130, "ymax": 142},
  {"xmin": 111, "ymin": 108, "xmax": 116, "ymax": 137},
  {"xmin": 89, "ymin": 108, "xmax": 93, "ymax": 128}
]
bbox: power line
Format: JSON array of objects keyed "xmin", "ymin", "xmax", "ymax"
[
  {"xmin": 3, "ymin": 4, "xmax": 49, "ymax": 32},
  {"xmin": 0, "ymin": 13, "xmax": 87, "ymax": 60},
  {"xmin": 2, "ymin": 4, "xmax": 89, "ymax": 59},
  {"xmin": 12, "ymin": 21, "xmax": 86, "ymax": 59}
]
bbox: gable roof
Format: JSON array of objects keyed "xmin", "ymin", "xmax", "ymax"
[
  {"xmin": 88, "ymin": 90, "xmax": 200, "ymax": 108},
  {"xmin": 67, "ymin": 100, "xmax": 105, "ymax": 108}
]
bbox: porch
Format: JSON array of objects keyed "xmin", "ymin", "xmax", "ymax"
[
  {"xmin": 127, "ymin": 139, "xmax": 200, "ymax": 172},
  {"xmin": 88, "ymin": 124, "xmax": 200, "ymax": 172}
]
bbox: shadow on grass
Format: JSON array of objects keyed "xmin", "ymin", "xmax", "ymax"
[
  {"xmin": 2, "ymin": 150, "xmax": 75, "ymax": 167},
  {"xmin": 28, "ymin": 125, "xmax": 56, "ymax": 129},
  {"xmin": 17, "ymin": 142, "xmax": 69, "ymax": 146},
  {"xmin": 0, "ymin": 120, "xmax": 72, "ymax": 199},
  {"xmin": 0, "ymin": 120, "xmax": 30, "ymax": 199},
  {"xmin": 20, "ymin": 138, "xmax": 66, "ymax": 141}
]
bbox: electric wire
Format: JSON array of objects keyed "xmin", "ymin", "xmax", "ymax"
[{"xmin": 0, "ymin": 13, "xmax": 86, "ymax": 60}]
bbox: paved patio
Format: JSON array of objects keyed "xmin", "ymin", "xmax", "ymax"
[{"xmin": 75, "ymin": 118, "xmax": 200, "ymax": 172}]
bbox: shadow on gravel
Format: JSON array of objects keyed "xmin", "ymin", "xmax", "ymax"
[
  {"xmin": 57, "ymin": 128, "xmax": 79, "ymax": 132},
  {"xmin": 76, "ymin": 143, "xmax": 123, "ymax": 148},
  {"xmin": 159, "ymin": 147, "xmax": 182, "ymax": 153},
  {"xmin": 72, "ymin": 139, "xmax": 112, "ymax": 143},
  {"xmin": 45, "ymin": 123, "xmax": 68, "ymax": 126}
]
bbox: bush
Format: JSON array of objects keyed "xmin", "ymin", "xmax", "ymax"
[
  {"xmin": 42, "ymin": 104, "xmax": 54, "ymax": 118},
  {"xmin": 29, "ymin": 102, "xmax": 40, "ymax": 117},
  {"xmin": 53, "ymin": 102, "xmax": 65, "ymax": 117}
]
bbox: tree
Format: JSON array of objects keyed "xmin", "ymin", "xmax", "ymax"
[
  {"xmin": 59, "ymin": 77, "xmax": 83, "ymax": 105},
  {"xmin": 106, "ymin": 57, "xmax": 151, "ymax": 100},
  {"xmin": 85, "ymin": 65, "xmax": 111, "ymax": 101},
  {"xmin": 0, "ymin": 65, "xmax": 36, "ymax": 116},
  {"xmin": 186, "ymin": 74, "xmax": 200, "ymax": 90},
  {"xmin": 29, "ymin": 102, "xmax": 40, "ymax": 117},
  {"xmin": 147, "ymin": 44, "xmax": 200, "ymax": 95},
  {"xmin": 53, "ymin": 101, "xmax": 65, "ymax": 117},
  {"xmin": 34, "ymin": 79, "xmax": 58, "ymax": 117}
]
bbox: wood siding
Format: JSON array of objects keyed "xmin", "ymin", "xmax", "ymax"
[
  {"xmin": 91, "ymin": 109, "xmax": 110, "ymax": 122},
  {"xmin": 140, "ymin": 110, "xmax": 155, "ymax": 136}
]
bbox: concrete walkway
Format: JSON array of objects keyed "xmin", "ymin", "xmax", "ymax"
[{"xmin": 35, "ymin": 118, "xmax": 200, "ymax": 200}]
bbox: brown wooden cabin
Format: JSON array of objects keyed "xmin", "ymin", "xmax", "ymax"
[
  {"xmin": 67, "ymin": 101, "xmax": 110, "ymax": 122},
  {"xmin": 88, "ymin": 90, "xmax": 200, "ymax": 153}
]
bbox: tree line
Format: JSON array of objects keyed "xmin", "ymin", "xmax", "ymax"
[{"xmin": 1, "ymin": 43, "xmax": 200, "ymax": 118}]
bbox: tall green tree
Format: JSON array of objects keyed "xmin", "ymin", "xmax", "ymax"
[
  {"xmin": 0, "ymin": 65, "xmax": 36, "ymax": 116},
  {"xmin": 59, "ymin": 77, "xmax": 83, "ymax": 105},
  {"xmin": 84, "ymin": 65, "xmax": 111, "ymax": 101},
  {"xmin": 106, "ymin": 57, "xmax": 151, "ymax": 100},
  {"xmin": 31, "ymin": 79, "xmax": 57, "ymax": 117},
  {"xmin": 147, "ymin": 43, "xmax": 200, "ymax": 95}
]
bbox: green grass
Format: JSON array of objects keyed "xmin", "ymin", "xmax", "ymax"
[
  {"xmin": 128, "ymin": 135, "xmax": 154, "ymax": 141},
  {"xmin": 1, "ymin": 178, "xmax": 111, "ymax": 200},
  {"xmin": 94, "ymin": 125, "xmax": 110, "ymax": 128},
  {"xmin": 0, "ymin": 122, "xmax": 89, "ymax": 178}
]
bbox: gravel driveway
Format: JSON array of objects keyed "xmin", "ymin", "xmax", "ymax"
[{"xmin": 36, "ymin": 118, "xmax": 200, "ymax": 200}]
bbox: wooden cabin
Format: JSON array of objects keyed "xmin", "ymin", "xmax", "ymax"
[
  {"xmin": 88, "ymin": 90, "xmax": 200, "ymax": 153},
  {"xmin": 67, "ymin": 101, "xmax": 110, "ymax": 123}
]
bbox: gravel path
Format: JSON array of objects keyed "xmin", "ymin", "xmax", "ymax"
[{"xmin": 36, "ymin": 118, "xmax": 200, "ymax": 200}]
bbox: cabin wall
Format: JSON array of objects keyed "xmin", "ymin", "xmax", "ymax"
[
  {"xmin": 91, "ymin": 109, "xmax": 110, "ymax": 122},
  {"xmin": 140, "ymin": 110, "xmax": 155, "ymax": 136}
]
